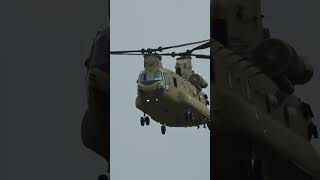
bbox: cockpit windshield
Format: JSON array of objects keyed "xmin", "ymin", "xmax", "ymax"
[{"xmin": 138, "ymin": 70, "xmax": 165, "ymax": 84}]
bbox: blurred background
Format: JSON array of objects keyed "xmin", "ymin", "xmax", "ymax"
[
  {"xmin": 4, "ymin": 0, "xmax": 108, "ymax": 179},
  {"xmin": 262, "ymin": 0, "xmax": 320, "ymax": 153}
]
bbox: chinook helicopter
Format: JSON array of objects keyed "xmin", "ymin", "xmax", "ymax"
[{"xmin": 111, "ymin": 41, "xmax": 211, "ymax": 134}]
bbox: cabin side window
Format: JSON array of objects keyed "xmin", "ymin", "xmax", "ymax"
[
  {"xmin": 163, "ymin": 74, "xmax": 170, "ymax": 89},
  {"xmin": 173, "ymin": 77, "xmax": 178, "ymax": 87},
  {"xmin": 176, "ymin": 68, "xmax": 182, "ymax": 76}
]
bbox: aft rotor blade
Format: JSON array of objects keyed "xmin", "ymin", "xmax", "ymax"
[
  {"xmin": 190, "ymin": 54, "xmax": 210, "ymax": 59},
  {"xmin": 160, "ymin": 39, "xmax": 210, "ymax": 51},
  {"xmin": 189, "ymin": 41, "xmax": 211, "ymax": 52},
  {"xmin": 160, "ymin": 53, "xmax": 210, "ymax": 59}
]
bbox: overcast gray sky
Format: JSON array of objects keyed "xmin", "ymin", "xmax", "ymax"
[{"xmin": 110, "ymin": 0, "xmax": 210, "ymax": 180}]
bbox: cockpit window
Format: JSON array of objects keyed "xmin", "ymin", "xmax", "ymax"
[{"xmin": 138, "ymin": 70, "xmax": 164, "ymax": 84}]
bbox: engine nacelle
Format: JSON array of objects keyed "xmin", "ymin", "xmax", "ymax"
[
  {"xmin": 189, "ymin": 74, "xmax": 208, "ymax": 89},
  {"xmin": 175, "ymin": 56, "xmax": 193, "ymax": 80},
  {"xmin": 252, "ymin": 38, "xmax": 313, "ymax": 85},
  {"xmin": 286, "ymin": 57, "xmax": 313, "ymax": 85}
]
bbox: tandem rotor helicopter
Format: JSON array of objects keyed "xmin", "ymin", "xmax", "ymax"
[
  {"xmin": 81, "ymin": 1, "xmax": 320, "ymax": 180},
  {"xmin": 110, "ymin": 40, "xmax": 211, "ymax": 134}
]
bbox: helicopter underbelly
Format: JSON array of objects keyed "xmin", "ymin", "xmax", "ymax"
[{"xmin": 135, "ymin": 90, "xmax": 210, "ymax": 127}]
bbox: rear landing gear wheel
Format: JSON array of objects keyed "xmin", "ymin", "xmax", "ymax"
[
  {"xmin": 140, "ymin": 117, "xmax": 145, "ymax": 126},
  {"xmin": 145, "ymin": 116, "xmax": 150, "ymax": 126},
  {"xmin": 161, "ymin": 125, "xmax": 166, "ymax": 135}
]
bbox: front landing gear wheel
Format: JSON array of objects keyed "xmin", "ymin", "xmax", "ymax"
[
  {"xmin": 161, "ymin": 125, "xmax": 166, "ymax": 135},
  {"xmin": 145, "ymin": 116, "xmax": 150, "ymax": 126},
  {"xmin": 140, "ymin": 117, "xmax": 145, "ymax": 126}
]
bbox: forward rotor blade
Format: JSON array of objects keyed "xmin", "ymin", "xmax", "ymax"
[
  {"xmin": 190, "ymin": 54, "xmax": 210, "ymax": 59},
  {"xmin": 110, "ymin": 52, "xmax": 210, "ymax": 59},
  {"xmin": 110, "ymin": 50, "xmax": 143, "ymax": 54},
  {"xmin": 110, "ymin": 53, "xmax": 145, "ymax": 56},
  {"xmin": 110, "ymin": 39, "xmax": 210, "ymax": 54}
]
